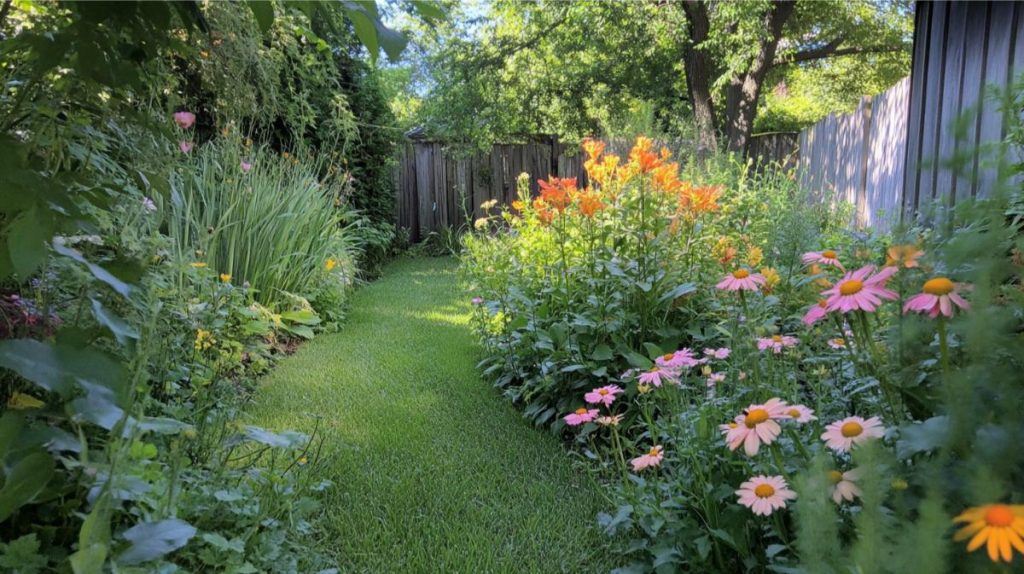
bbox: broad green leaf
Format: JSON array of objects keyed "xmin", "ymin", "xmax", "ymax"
[
  {"xmin": 52, "ymin": 241, "xmax": 132, "ymax": 298},
  {"xmin": 116, "ymin": 519, "xmax": 196, "ymax": 565},
  {"xmin": 590, "ymin": 344, "xmax": 613, "ymax": 361},
  {"xmin": 7, "ymin": 392, "xmax": 45, "ymax": 410},
  {"xmin": 346, "ymin": 10, "xmax": 379, "ymax": 63},
  {"xmin": 279, "ymin": 309, "xmax": 320, "ymax": 325},
  {"xmin": 7, "ymin": 206, "xmax": 53, "ymax": 278},
  {"xmin": 0, "ymin": 339, "xmax": 126, "ymax": 399},
  {"xmin": 0, "ymin": 412, "xmax": 24, "ymax": 461},
  {"xmin": 410, "ymin": 0, "xmax": 445, "ymax": 22},
  {"xmin": 0, "ymin": 450, "xmax": 55, "ymax": 522},
  {"xmin": 89, "ymin": 298, "xmax": 139, "ymax": 345},
  {"xmin": 70, "ymin": 382, "xmax": 125, "ymax": 431},
  {"xmin": 136, "ymin": 417, "xmax": 193, "ymax": 435},
  {"xmin": 248, "ymin": 0, "xmax": 274, "ymax": 33},
  {"xmin": 69, "ymin": 544, "xmax": 107, "ymax": 574}
]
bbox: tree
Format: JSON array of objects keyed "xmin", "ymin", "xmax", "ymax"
[{"xmin": 679, "ymin": 0, "xmax": 912, "ymax": 153}]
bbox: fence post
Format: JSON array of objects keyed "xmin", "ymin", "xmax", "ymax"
[{"xmin": 856, "ymin": 96, "xmax": 874, "ymax": 228}]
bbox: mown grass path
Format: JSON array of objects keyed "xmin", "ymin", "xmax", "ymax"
[{"xmin": 248, "ymin": 257, "xmax": 608, "ymax": 573}]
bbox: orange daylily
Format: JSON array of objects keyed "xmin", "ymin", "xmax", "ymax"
[
  {"xmin": 578, "ymin": 191, "xmax": 606, "ymax": 218},
  {"xmin": 680, "ymin": 184, "xmax": 722, "ymax": 215},
  {"xmin": 651, "ymin": 163, "xmax": 684, "ymax": 194},
  {"xmin": 885, "ymin": 244, "xmax": 924, "ymax": 268},
  {"xmin": 582, "ymin": 138, "xmax": 606, "ymax": 161},
  {"xmin": 628, "ymin": 136, "xmax": 662, "ymax": 174},
  {"xmin": 538, "ymin": 176, "xmax": 577, "ymax": 212}
]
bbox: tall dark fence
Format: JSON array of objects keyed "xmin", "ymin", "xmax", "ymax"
[{"xmin": 394, "ymin": 135, "xmax": 796, "ymax": 241}]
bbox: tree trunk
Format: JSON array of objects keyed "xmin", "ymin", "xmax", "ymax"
[
  {"xmin": 724, "ymin": 0, "xmax": 795, "ymax": 154},
  {"xmin": 680, "ymin": 0, "xmax": 718, "ymax": 156}
]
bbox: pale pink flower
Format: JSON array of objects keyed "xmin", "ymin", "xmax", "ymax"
[
  {"xmin": 241, "ymin": 160, "xmax": 253, "ymax": 173},
  {"xmin": 141, "ymin": 197, "xmax": 157, "ymax": 213},
  {"xmin": 823, "ymin": 265, "xmax": 898, "ymax": 313},
  {"xmin": 630, "ymin": 445, "xmax": 664, "ymax": 472},
  {"xmin": 173, "ymin": 111, "xmax": 196, "ymax": 129},
  {"xmin": 827, "ymin": 337, "xmax": 847, "ymax": 349},
  {"xmin": 707, "ymin": 372, "xmax": 725, "ymax": 387},
  {"xmin": 704, "ymin": 347, "xmax": 731, "ymax": 360},
  {"xmin": 722, "ymin": 398, "xmax": 789, "ymax": 456},
  {"xmin": 471, "ymin": 297, "xmax": 483, "ymax": 305},
  {"xmin": 179, "ymin": 140, "xmax": 194, "ymax": 154},
  {"xmin": 596, "ymin": 414, "xmax": 624, "ymax": 427},
  {"xmin": 655, "ymin": 348, "xmax": 700, "ymax": 370},
  {"xmin": 802, "ymin": 249, "xmax": 844, "ymax": 270},
  {"xmin": 802, "ymin": 299, "xmax": 829, "ymax": 326},
  {"xmin": 637, "ymin": 366, "xmax": 678, "ymax": 387},
  {"xmin": 828, "ymin": 468, "xmax": 862, "ymax": 504},
  {"xmin": 783, "ymin": 404, "xmax": 817, "ymax": 423},
  {"xmin": 584, "ymin": 384, "xmax": 623, "ymax": 407},
  {"xmin": 716, "ymin": 268, "xmax": 766, "ymax": 292},
  {"xmin": 821, "ymin": 416, "xmax": 885, "ymax": 453},
  {"xmin": 756, "ymin": 334, "xmax": 799, "ymax": 353},
  {"xmin": 564, "ymin": 407, "xmax": 598, "ymax": 426},
  {"xmin": 736, "ymin": 475, "xmax": 797, "ymax": 516},
  {"xmin": 902, "ymin": 277, "xmax": 970, "ymax": 319}
]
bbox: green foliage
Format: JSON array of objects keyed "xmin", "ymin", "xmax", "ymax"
[{"xmin": 165, "ymin": 138, "xmax": 356, "ymax": 309}]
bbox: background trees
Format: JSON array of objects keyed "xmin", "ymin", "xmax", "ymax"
[{"xmin": 390, "ymin": 0, "xmax": 912, "ymax": 152}]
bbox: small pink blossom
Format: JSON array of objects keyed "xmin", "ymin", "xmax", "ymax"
[
  {"xmin": 584, "ymin": 384, "xmax": 623, "ymax": 407},
  {"xmin": 902, "ymin": 277, "xmax": 969, "ymax": 319},
  {"xmin": 802, "ymin": 249, "xmax": 844, "ymax": 270},
  {"xmin": 637, "ymin": 366, "xmax": 679, "ymax": 387},
  {"xmin": 822, "ymin": 265, "xmax": 898, "ymax": 313},
  {"xmin": 655, "ymin": 348, "xmax": 700, "ymax": 370},
  {"xmin": 596, "ymin": 414, "xmax": 624, "ymax": 427},
  {"xmin": 173, "ymin": 111, "xmax": 196, "ymax": 129},
  {"xmin": 141, "ymin": 197, "xmax": 157, "ymax": 213},
  {"xmin": 241, "ymin": 160, "xmax": 253, "ymax": 173},
  {"xmin": 630, "ymin": 445, "xmax": 664, "ymax": 472},
  {"xmin": 736, "ymin": 475, "xmax": 797, "ymax": 516},
  {"xmin": 827, "ymin": 337, "xmax": 847, "ymax": 350},
  {"xmin": 179, "ymin": 140, "xmax": 194, "ymax": 154},
  {"xmin": 756, "ymin": 334, "xmax": 799, "ymax": 353},
  {"xmin": 821, "ymin": 416, "xmax": 885, "ymax": 453},
  {"xmin": 802, "ymin": 299, "xmax": 829, "ymax": 326},
  {"xmin": 564, "ymin": 407, "xmax": 599, "ymax": 426},
  {"xmin": 706, "ymin": 372, "xmax": 725, "ymax": 387},
  {"xmin": 471, "ymin": 297, "xmax": 483, "ymax": 305},
  {"xmin": 716, "ymin": 269, "xmax": 766, "ymax": 292},
  {"xmin": 783, "ymin": 404, "xmax": 817, "ymax": 423},
  {"xmin": 829, "ymin": 468, "xmax": 862, "ymax": 504},
  {"xmin": 704, "ymin": 347, "xmax": 731, "ymax": 360},
  {"xmin": 722, "ymin": 398, "xmax": 789, "ymax": 456}
]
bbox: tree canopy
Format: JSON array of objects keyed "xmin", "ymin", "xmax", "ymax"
[{"xmin": 389, "ymin": 0, "xmax": 911, "ymax": 151}]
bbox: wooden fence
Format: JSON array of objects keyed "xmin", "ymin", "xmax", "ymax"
[
  {"xmin": 395, "ymin": 135, "xmax": 796, "ymax": 241},
  {"xmin": 797, "ymin": 76, "xmax": 910, "ymax": 231}
]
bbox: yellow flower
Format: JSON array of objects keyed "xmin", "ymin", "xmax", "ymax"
[
  {"xmin": 746, "ymin": 246, "xmax": 764, "ymax": 268},
  {"xmin": 761, "ymin": 267, "xmax": 781, "ymax": 291},
  {"xmin": 325, "ymin": 258, "xmax": 337, "ymax": 272},
  {"xmin": 953, "ymin": 504, "xmax": 1024, "ymax": 563},
  {"xmin": 194, "ymin": 329, "xmax": 215, "ymax": 352},
  {"xmin": 220, "ymin": 273, "xmax": 231, "ymax": 283},
  {"xmin": 637, "ymin": 383, "xmax": 653, "ymax": 395},
  {"xmin": 474, "ymin": 217, "xmax": 489, "ymax": 230},
  {"xmin": 7, "ymin": 392, "xmax": 45, "ymax": 410},
  {"xmin": 190, "ymin": 262, "xmax": 207, "ymax": 269},
  {"xmin": 886, "ymin": 244, "xmax": 924, "ymax": 268},
  {"xmin": 298, "ymin": 456, "xmax": 308, "ymax": 466}
]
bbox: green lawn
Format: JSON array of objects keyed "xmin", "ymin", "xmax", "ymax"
[{"xmin": 247, "ymin": 257, "xmax": 610, "ymax": 573}]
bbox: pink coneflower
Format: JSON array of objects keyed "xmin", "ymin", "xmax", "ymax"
[
  {"xmin": 471, "ymin": 297, "xmax": 483, "ymax": 305},
  {"xmin": 903, "ymin": 277, "xmax": 970, "ymax": 319},
  {"xmin": 722, "ymin": 398, "xmax": 789, "ymax": 456},
  {"xmin": 173, "ymin": 111, "xmax": 196, "ymax": 129},
  {"xmin": 564, "ymin": 407, "xmax": 599, "ymax": 426},
  {"xmin": 707, "ymin": 372, "xmax": 725, "ymax": 387},
  {"xmin": 736, "ymin": 475, "xmax": 797, "ymax": 516},
  {"xmin": 827, "ymin": 337, "xmax": 847, "ymax": 349},
  {"xmin": 704, "ymin": 347, "xmax": 731, "ymax": 360},
  {"xmin": 241, "ymin": 160, "xmax": 253, "ymax": 173},
  {"xmin": 822, "ymin": 265, "xmax": 898, "ymax": 313},
  {"xmin": 802, "ymin": 249, "xmax": 844, "ymax": 270},
  {"xmin": 828, "ymin": 468, "xmax": 862, "ymax": 504},
  {"xmin": 821, "ymin": 416, "xmax": 885, "ymax": 453},
  {"xmin": 630, "ymin": 445, "xmax": 664, "ymax": 472},
  {"xmin": 716, "ymin": 268, "xmax": 766, "ymax": 292},
  {"xmin": 637, "ymin": 366, "xmax": 678, "ymax": 387},
  {"xmin": 655, "ymin": 348, "xmax": 699, "ymax": 370},
  {"xmin": 783, "ymin": 404, "xmax": 817, "ymax": 423},
  {"xmin": 802, "ymin": 299, "xmax": 829, "ymax": 326},
  {"xmin": 584, "ymin": 384, "xmax": 623, "ymax": 407},
  {"xmin": 756, "ymin": 334, "xmax": 799, "ymax": 353},
  {"xmin": 179, "ymin": 141, "xmax": 194, "ymax": 154}
]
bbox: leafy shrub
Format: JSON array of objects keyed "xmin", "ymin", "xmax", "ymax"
[
  {"xmin": 165, "ymin": 137, "xmax": 356, "ymax": 310},
  {"xmin": 462, "ymin": 132, "xmax": 1024, "ymax": 572}
]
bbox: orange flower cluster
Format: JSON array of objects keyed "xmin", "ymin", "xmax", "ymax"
[
  {"xmin": 583, "ymin": 138, "xmax": 621, "ymax": 189},
  {"xmin": 679, "ymin": 184, "xmax": 722, "ymax": 216},
  {"xmin": 537, "ymin": 176, "xmax": 577, "ymax": 212}
]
